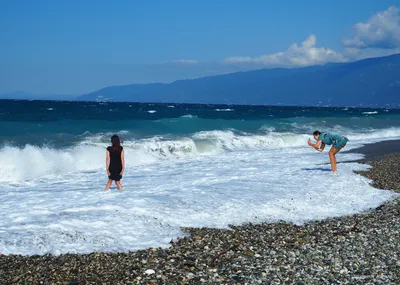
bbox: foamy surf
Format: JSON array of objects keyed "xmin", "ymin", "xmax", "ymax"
[
  {"xmin": 1, "ymin": 144, "xmax": 398, "ymax": 255},
  {"xmin": 1, "ymin": 127, "xmax": 400, "ymax": 183},
  {"xmin": 1, "ymin": 128, "xmax": 400, "ymax": 255}
]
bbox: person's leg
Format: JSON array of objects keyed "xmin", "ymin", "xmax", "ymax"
[
  {"xmin": 105, "ymin": 179, "xmax": 112, "ymax": 190},
  {"xmin": 115, "ymin": 180, "xmax": 123, "ymax": 190},
  {"xmin": 328, "ymin": 146, "xmax": 343, "ymax": 172}
]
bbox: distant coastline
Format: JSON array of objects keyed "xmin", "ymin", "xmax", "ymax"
[
  {"xmin": 1, "ymin": 53, "xmax": 400, "ymax": 108},
  {"xmin": 0, "ymin": 98, "xmax": 399, "ymax": 110}
]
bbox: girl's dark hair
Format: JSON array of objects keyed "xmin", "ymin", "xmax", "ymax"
[
  {"xmin": 111, "ymin": 135, "xmax": 121, "ymax": 150},
  {"xmin": 313, "ymin": 130, "xmax": 321, "ymax": 136}
]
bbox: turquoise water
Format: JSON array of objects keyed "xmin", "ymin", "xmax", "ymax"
[{"xmin": 1, "ymin": 100, "xmax": 399, "ymax": 148}]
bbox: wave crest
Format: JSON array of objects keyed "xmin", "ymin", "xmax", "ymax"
[{"xmin": 1, "ymin": 127, "xmax": 400, "ymax": 182}]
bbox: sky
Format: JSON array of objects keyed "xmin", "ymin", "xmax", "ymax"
[{"xmin": 0, "ymin": 0, "xmax": 399, "ymax": 95}]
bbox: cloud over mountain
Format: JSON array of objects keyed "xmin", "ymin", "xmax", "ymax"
[
  {"xmin": 342, "ymin": 6, "xmax": 400, "ymax": 49},
  {"xmin": 223, "ymin": 35, "xmax": 346, "ymax": 67}
]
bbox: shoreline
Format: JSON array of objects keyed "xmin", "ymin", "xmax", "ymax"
[
  {"xmin": 1, "ymin": 140, "xmax": 399, "ymax": 284},
  {"xmin": 344, "ymin": 139, "xmax": 400, "ymax": 162}
]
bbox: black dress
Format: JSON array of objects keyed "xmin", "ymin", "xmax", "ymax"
[{"xmin": 107, "ymin": 146, "xmax": 123, "ymax": 181}]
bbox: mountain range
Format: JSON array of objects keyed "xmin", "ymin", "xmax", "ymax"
[{"xmin": 2, "ymin": 54, "xmax": 400, "ymax": 108}]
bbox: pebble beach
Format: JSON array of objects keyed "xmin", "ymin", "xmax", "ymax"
[{"xmin": 1, "ymin": 141, "xmax": 399, "ymax": 285}]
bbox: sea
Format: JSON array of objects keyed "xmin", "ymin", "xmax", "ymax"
[{"xmin": 1, "ymin": 100, "xmax": 399, "ymax": 256}]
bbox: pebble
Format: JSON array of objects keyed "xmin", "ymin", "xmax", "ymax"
[{"xmin": 145, "ymin": 269, "xmax": 155, "ymax": 275}]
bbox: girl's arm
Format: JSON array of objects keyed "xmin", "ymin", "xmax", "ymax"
[
  {"xmin": 106, "ymin": 150, "xmax": 110, "ymax": 175},
  {"xmin": 308, "ymin": 139, "xmax": 322, "ymax": 151},
  {"xmin": 120, "ymin": 149, "xmax": 125, "ymax": 175},
  {"xmin": 318, "ymin": 143, "xmax": 326, "ymax": 152}
]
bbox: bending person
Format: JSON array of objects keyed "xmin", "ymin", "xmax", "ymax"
[{"xmin": 308, "ymin": 130, "xmax": 349, "ymax": 172}]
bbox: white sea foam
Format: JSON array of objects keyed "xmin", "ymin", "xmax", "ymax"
[
  {"xmin": 1, "ymin": 128, "xmax": 400, "ymax": 183},
  {"xmin": 0, "ymin": 128, "xmax": 399, "ymax": 255},
  {"xmin": 180, "ymin": 114, "xmax": 196, "ymax": 118},
  {"xmin": 215, "ymin": 108, "xmax": 234, "ymax": 112},
  {"xmin": 362, "ymin": 111, "xmax": 378, "ymax": 115}
]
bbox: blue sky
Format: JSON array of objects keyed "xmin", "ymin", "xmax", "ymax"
[{"xmin": 0, "ymin": 0, "xmax": 399, "ymax": 95}]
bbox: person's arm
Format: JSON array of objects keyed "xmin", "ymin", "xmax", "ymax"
[
  {"xmin": 308, "ymin": 139, "xmax": 322, "ymax": 151},
  {"xmin": 318, "ymin": 143, "xmax": 326, "ymax": 152},
  {"xmin": 106, "ymin": 150, "xmax": 110, "ymax": 175},
  {"xmin": 120, "ymin": 149, "xmax": 125, "ymax": 175}
]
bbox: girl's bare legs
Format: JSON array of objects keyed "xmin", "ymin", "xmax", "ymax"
[
  {"xmin": 115, "ymin": 181, "xmax": 123, "ymax": 190},
  {"xmin": 328, "ymin": 146, "xmax": 342, "ymax": 172},
  {"xmin": 105, "ymin": 179, "xmax": 112, "ymax": 190}
]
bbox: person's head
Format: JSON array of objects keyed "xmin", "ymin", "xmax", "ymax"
[
  {"xmin": 111, "ymin": 135, "xmax": 121, "ymax": 148},
  {"xmin": 313, "ymin": 130, "xmax": 321, "ymax": 141}
]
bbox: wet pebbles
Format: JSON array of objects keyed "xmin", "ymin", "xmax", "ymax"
[{"xmin": 1, "ymin": 154, "xmax": 399, "ymax": 284}]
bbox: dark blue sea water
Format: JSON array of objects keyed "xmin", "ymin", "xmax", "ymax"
[{"xmin": 1, "ymin": 100, "xmax": 399, "ymax": 148}]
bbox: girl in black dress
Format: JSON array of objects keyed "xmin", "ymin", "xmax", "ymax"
[{"xmin": 105, "ymin": 135, "xmax": 125, "ymax": 190}]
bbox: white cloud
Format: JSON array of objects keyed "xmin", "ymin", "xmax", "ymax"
[
  {"xmin": 169, "ymin": 59, "xmax": 199, "ymax": 64},
  {"xmin": 223, "ymin": 35, "xmax": 346, "ymax": 67},
  {"xmin": 156, "ymin": 59, "xmax": 199, "ymax": 65},
  {"xmin": 159, "ymin": 7, "xmax": 400, "ymax": 71},
  {"xmin": 344, "ymin": 46, "xmax": 400, "ymax": 60},
  {"xmin": 342, "ymin": 6, "xmax": 400, "ymax": 49}
]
